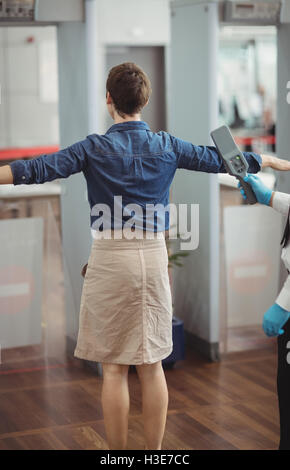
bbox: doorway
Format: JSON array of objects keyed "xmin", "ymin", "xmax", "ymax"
[
  {"xmin": 106, "ymin": 46, "xmax": 166, "ymax": 132},
  {"xmin": 218, "ymin": 25, "xmax": 280, "ymax": 354}
]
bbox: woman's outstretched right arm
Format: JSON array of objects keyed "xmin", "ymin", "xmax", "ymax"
[{"xmin": 0, "ymin": 139, "xmax": 89, "ymax": 187}]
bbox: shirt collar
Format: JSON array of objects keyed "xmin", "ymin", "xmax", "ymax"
[{"xmin": 105, "ymin": 121, "xmax": 151, "ymax": 134}]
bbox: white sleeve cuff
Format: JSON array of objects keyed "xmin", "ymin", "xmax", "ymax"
[
  {"xmin": 276, "ymin": 274, "xmax": 290, "ymax": 312},
  {"xmin": 272, "ymin": 191, "xmax": 290, "ymax": 216}
]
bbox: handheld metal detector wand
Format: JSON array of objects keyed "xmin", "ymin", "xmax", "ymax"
[{"xmin": 210, "ymin": 125, "xmax": 257, "ymax": 205}]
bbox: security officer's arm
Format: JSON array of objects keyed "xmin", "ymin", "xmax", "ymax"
[
  {"xmin": 271, "ymin": 191, "xmax": 290, "ymax": 214},
  {"xmin": 239, "ymin": 174, "xmax": 290, "ymax": 213},
  {"xmin": 238, "ymin": 174, "xmax": 290, "ymax": 337},
  {"xmin": 272, "ymin": 189, "xmax": 290, "ymax": 316}
]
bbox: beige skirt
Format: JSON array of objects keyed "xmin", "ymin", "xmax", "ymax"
[{"xmin": 74, "ymin": 229, "xmax": 173, "ymax": 365}]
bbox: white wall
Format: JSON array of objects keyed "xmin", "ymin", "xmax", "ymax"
[
  {"xmin": 98, "ymin": 0, "xmax": 170, "ymax": 46},
  {"xmin": 0, "ymin": 26, "xmax": 59, "ymax": 148}
]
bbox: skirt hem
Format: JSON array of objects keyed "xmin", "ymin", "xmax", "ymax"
[{"xmin": 73, "ymin": 345, "xmax": 173, "ymax": 365}]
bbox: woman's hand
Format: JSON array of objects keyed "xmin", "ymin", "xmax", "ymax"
[
  {"xmin": 81, "ymin": 263, "xmax": 88, "ymax": 278},
  {"xmin": 261, "ymin": 154, "xmax": 290, "ymax": 171},
  {"xmin": 0, "ymin": 165, "xmax": 13, "ymax": 185}
]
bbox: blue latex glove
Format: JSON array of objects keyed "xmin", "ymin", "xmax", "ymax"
[
  {"xmin": 238, "ymin": 174, "xmax": 273, "ymax": 205},
  {"xmin": 262, "ymin": 303, "xmax": 290, "ymax": 337}
]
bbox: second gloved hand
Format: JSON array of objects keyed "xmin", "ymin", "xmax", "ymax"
[
  {"xmin": 238, "ymin": 174, "xmax": 273, "ymax": 205},
  {"xmin": 262, "ymin": 303, "xmax": 290, "ymax": 337}
]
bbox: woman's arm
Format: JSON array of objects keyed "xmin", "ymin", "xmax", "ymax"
[
  {"xmin": 261, "ymin": 153, "xmax": 290, "ymax": 171},
  {"xmin": 0, "ymin": 139, "xmax": 89, "ymax": 186},
  {"xmin": 0, "ymin": 165, "xmax": 13, "ymax": 185},
  {"xmin": 170, "ymin": 134, "xmax": 290, "ymax": 173},
  {"xmin": 171, "ymin": 135, "xmax": 262, "ymax": 173}
]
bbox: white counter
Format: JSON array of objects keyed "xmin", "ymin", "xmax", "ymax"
[{"xmin": 0, "ymin": 181, "xmax": 61, "ymax": 199}]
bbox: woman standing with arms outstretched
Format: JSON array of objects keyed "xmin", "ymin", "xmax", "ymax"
[{"xmin": 1, "ymin": 63, "xmax": 289, "ymax": 450}]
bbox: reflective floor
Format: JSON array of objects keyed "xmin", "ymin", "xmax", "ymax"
[{"xmin": 0, "ymin": 342, "xmax": 279, "ymax": 450}]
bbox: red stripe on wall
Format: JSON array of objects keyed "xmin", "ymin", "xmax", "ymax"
[{"xmin": 0, "ymin": 146, "xmax": 60, "ymax": 161}]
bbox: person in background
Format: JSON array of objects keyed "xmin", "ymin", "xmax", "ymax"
[
  {"xmin": 239, "ymin": 174, "xmax": 290, "ymax": 450},
  {"xmin": 0, "ymin": 62, "xmax": 290, "ymax": 450}
]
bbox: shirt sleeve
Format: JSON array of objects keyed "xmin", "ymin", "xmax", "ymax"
[
  {"xmin": 272, "ymin": 192, "xmax": 290, "ymax": 311},
  {"xmin": 272, "ymin": 191, "xmax": 290, "ymax": 216},
  {"xmin": 169, "ymin": 134, "xmax": 262, "ymax": 174},
  {"xmin": 9, "ymin": 139, "xmax": 88, "ymax": 185},
  {"xmin": 276, "ymin": 274, "xmax": 290, "ymax": 312}
]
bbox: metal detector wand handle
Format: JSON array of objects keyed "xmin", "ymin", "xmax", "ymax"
[{"xmin": 237, "ymin": 176, "xmax": 257, "ymax": 205}]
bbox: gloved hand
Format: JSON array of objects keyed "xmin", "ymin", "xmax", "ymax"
[
  {"xmin": 262, "ymin": 303, "xmax": 290, "ymax": 337},
  {"xmin": 238, "ymin": 174, "xmax": 273, "ymax": 205}
]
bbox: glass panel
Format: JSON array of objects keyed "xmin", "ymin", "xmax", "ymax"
[{"xmin": 0, "ymin": 189, "xmax": 74, "ymax": 371}]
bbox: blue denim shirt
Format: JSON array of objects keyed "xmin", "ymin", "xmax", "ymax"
[{"xmin": 10, "ymin": 121, "xmax": 262, "ymax": 231}]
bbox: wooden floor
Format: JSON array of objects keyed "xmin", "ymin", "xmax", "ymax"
[
  {"xmin": 0, "ymin": 343, "xmax": 280, "ymax": 450},
  {"xmin": 0, "ymin": 197, "xmax": 281, "ymax": 450}
]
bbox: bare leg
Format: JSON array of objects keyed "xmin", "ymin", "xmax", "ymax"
[
  {"xmin": 101, "ymin": 363, "xmax": 130, "ymax": 450},
  {"xmin": 136, "ymin": 361, "xmax": 168, "ymax": 450}
]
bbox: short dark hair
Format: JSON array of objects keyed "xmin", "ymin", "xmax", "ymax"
[{"xmin": 106, "ymin": 62, "xmax": 152, "ymax": 117}]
